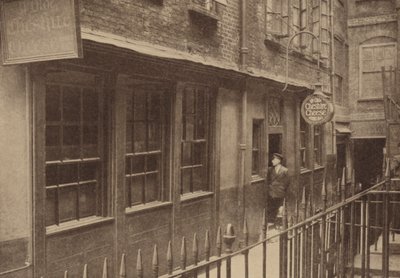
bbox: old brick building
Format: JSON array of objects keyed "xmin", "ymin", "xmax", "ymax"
[{"xmin": 0, "ymin": 0, "xmax": 352, "ymax": 277}]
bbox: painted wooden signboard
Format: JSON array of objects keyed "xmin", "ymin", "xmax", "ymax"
[{"xmin": 1, "ymin": 0, "xmax": 82, "ymax": 65}]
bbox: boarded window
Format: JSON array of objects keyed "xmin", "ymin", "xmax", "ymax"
[{"xmin": 360, "ymin": 43, "xmax": 396, "ymax": 99}]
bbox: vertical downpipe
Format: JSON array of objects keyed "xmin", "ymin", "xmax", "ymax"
[
  {"xmin": 238, "ymin": 89, "xmax": 247, "ymax": 234},
  {"xmin": 239, "ymin": 0, "xmax": 248, "ymax": 69}
]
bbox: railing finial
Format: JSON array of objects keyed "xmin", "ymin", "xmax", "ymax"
[
  {"xmin": 167, "ymin": 241, "xmax": 173, "ymax": 274},
  {"xmin": 152, "ymin": 245, "xmax": 159, "ymax": 278},
  {"xmin": 102, "ymin": 257, "xmax": 108, "ymax": 278},
  {"xmin": 136, "ymin": 249, "xmax": 143, "ymax": 278},
  {"xmin": 216, "ymin": 226, "xmax": 222, "ymax": 257},
  {"xmin": 82, "ymin": 264, "xmax": 88, "ymax": 278},
  {"xmin": 180, "ymin": 237, "xmax": 187, "ymax": 270},
  {"xmin": 223, "ymin": 224, "xmax": 236, "ymax": 254},
  {"xmin": 192, "ymin": 233, "xmax": 198, "ymax": 265},
  {"xmin": 64, "ymin": 270, "xmax": 68, "ymax": 278},
  {"xmin": 205, "ymin": 230, "xmax": 210, "ymax": 261},
  {"xmin": 243, "ymin": 217, "xmax": 249, "ymax": 246},
  {"xmin": 119, "ymin": 253, "xmax": 126, "ymax": 278}
]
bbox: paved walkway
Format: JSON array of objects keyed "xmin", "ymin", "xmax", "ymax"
[{"xmin": 198, "ymin": 228, "xmax": 281, "ymax": 278}]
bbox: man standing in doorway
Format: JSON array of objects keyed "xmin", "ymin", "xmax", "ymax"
[{"xmin": 266, "ymin": 153, "xmax": 290, "ymax": 226}]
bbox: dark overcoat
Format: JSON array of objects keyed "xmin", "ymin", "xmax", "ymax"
[{"xmin": 267, "ymin": 166, "xmax": 290, "ymax": 198}]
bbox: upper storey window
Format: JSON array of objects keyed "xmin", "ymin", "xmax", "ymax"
[
  {"xmin": 360, "ymin": 43, "xmax": 396, "ymax": 99},
  {"xmin": 189, "ymin": 0, "xmax": 227, "ymax": 21},
  {"xmin": 265, "ymin": 0, "xmax": 289, "ymax": 38}
]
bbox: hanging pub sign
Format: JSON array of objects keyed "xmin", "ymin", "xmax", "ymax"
[
  {"xmin": 1, "ymin": 0, "xmax": 82, "ymax": 65},
  {"xmin": 301, "ymin": 93, "xmax": 334, "ymax": 125}
]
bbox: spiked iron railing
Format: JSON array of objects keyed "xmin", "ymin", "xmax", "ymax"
[{"xmin": 42, "ymin": 164, "xmax": 400, "ymax": 277}]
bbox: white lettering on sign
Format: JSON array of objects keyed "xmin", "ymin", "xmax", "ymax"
[{"xmin": 301, "ymin": 94, "xmax": 334, "ymax": 125}]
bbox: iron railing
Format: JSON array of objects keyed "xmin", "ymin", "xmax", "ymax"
[{"xmin": 43, "ymin": 163, "xmax": 400, "ymax": 278}]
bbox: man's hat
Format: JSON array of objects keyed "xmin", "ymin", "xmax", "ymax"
[{"xmin": 273, "ymin": 153, "xmax": 284, "ymax": 161}]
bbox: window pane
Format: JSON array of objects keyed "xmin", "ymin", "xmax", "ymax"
[
  {"xmin": 45, "ymin": 189, "xmax": 56, "ymax": 226},
  {"xmin": 131, "ymin": 176, "xmax": 144, "ymax": 205},
  {"xmin": 147, "ymin": 154, "xmax": 159, "ymax": 172},
  {"xmin": 193, "ymin": 142, "xmax": 205, "ymax": 165},
  {"xmin": 83, "ymin": 125, "xmax": 98, "ymax": 158},
  {"xmin": 46, "ymin": 85, "xmax": 60, "ymax": 121},
  {"xmin": 79, "ymin": 183, "xmax": 97, "ymax": 218},
  {"xmin": 63, "ymin": 87, "xmax": 80, "ymax": 122},
  {"xmin": 126, "ymin": 123, "xmax": 133, "ymax": 153},
  {"xmin": 183, "ymin": 88, "xmax": 195, "ymax": 115},
  {"xmin": 46, "ymin": 125, "xmax": 61, "ymax": 161},
  {"xmin": 252, "ymin": 150, "xmax": 259, "ymax": 175},
  {"xmin": 46, "ymin": 164, "xmax": 58, "ymax": 186},
  {"xmin": 133, "ymin": 122, "xmax": 146, "ymax": 153},
  {"xmin": 133, "ymin": 90, "xmax": 146, "ymax": 121},
  {"xmin": 193, "ymin": 166, "xmax": 206, "ymax": 192},
  {"xmin": 148, "ymin": 122, "xmax": 161, "ymax": 151},
  {"xmin": 132, "ymin": 155, "xmax": 145, "ymax": 174},
  {"xmin": 146, "ymin": 173, "xmax": 159, "ymax": 202},
  {"xmin": 80, "ymin": 162, "xmax": 97, "ymax": 181},
  {"xmin": 63, "ymin": 125, "xmax": 80, "ymax": 159},
  {"xmin": 63, "ymin": 126, "xmax": 80, "ymax": 146},
  {"xmin": 181, "ymin": 168, "xmax": 191, "ymax": 194},
  {"xmin": 82, "ymin": 88, "xmax": 98, "ymax": 122},
  {"xmin": 183, "ymin": 115, "xmax": 194, "ymax": 141},
  {"xmin": 125, "ymin": 157, "xmax": 131, "ymax": 175},
  {"xmin": 148, "ymin": 92, "xmax": 161, "ymax": 121},
  {"xmin": 58, "ymin": 186, "xmax": 77, "ymax": 223},
  {"xmin": 59, "ymin": 164, "xmax": 78, "ymax": 185},
  {"xmin": 196, "ymin": 94, "xmax": 206, "ymax": 139},
  {"xmin": 181, "ymin": 142, "xmax": 192, "ymax": 166}
]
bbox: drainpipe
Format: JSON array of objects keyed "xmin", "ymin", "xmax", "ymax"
[
  {"xmin": 330, "ymin": 0, "xmax": 336, "ymax": 204},
  {"xmin": 238, "ymin": 87, "xmax": 247, "ymax": 234},
  {"xmin": 239, "ymin": 0, "xmax": 248, "ymax": 69}
]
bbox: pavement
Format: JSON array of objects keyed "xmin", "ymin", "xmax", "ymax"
[{"xmin": 198, "ymin": 227, "xmax": 282, "ymax": 278}]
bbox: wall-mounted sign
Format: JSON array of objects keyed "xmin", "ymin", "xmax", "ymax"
[
  {"xmin": 301, "ymin": 94, "xmax": 334, "ymax": 125},
  {"xmin": 1, "ymin": 0, "xmax": 82, "ymax": 65}
]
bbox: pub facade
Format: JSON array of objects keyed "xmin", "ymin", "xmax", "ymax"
[{"xmin": 0, "ymin": 0, "xmax": 344, "ymax": 277}]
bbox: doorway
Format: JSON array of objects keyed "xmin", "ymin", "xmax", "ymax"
[
  {"xmin": 268, "ymin": 133, "xmax": 282, "ymax": 167},
  {"xmin": 354, "ymin": 138, "xmax": 386, "ymax": 189}
]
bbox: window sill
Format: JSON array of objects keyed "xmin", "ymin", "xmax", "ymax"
[
  {"xmin": 46, "ymin": 216, "xmax": 114, "ymax": 236},
  {"xmin": 251, "ymin": 175, "xmax": 265, "ymax": 184},
  {"xmin": 181, "ymin": 191, "xmax": 214, "ymax": 203},
  {"xmin": 314, "ymin": 165, "xmax": 325, "ymax": 171},
  {"xmin": 125, "ymin": 201, "xmax": 173, "ymax": 215},
  {"xmin": 357, "ymin": 98, "xmax": 383, "ymax": 102},
  {"xmin": 300, "ymin": 168, "xmax": 312, "ymax": 174},
  {"xmin": 188, "ymin": 4, "xmax": 221, "ymax": 22}
]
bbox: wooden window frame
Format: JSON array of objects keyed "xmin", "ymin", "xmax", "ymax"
[
  {"xmin": 300, "ymin": 115, "xmax": 311, "ymax": 169},
  {"xmin": 180, "ymin": 84, "xmax": 213, "ymax": 195},
  {"xmin": 252, "ymin": 119, "xmax": 264, "ymax": 178},
  {"xmin": 265, "ymin": 0, "xmax": 290, "ymax": 38},
  {"xmin": 43, "ymin": 67, "xmax": 109, "ymax": 228},
  {"xmin": 334, "ymin": 74, "xmax": 344, "ymax": 105},
  {"xmin": 313, "ymin": 125, "xmax": 323, "ymax": 166},
  {"xmin": 125, "ymin": 85, "xmax": 168, "ymax": 207},
  {"xmin": 359, "ymin": 42, "xmax": 397, "ymax": 100}
]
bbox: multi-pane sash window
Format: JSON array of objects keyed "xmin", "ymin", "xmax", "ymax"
[
  {"xmin": 292, "ymin": 0, "xmax": 308, "ymax": 49},
  {"xmin": 314, "ymin": 125, "xmax": 323, "ymax": 165},
  {"xmin": 360, "ymin": 43, "xmax": 396, "ymax": 99},
  {"xmin": 300, "ymin": 116, "xmax": 308, "ymax": 168},
  {"xmin": 126, "ymin": 86, "xmax": 164, "ymax": 206},
  {"xmin": 252, "ymin": 120, "xmax": 263, "ymax": 176},
  {"xmin": 312, "ymin": 0, "xmax": 331, "ymax": 61},
  {"xmin": 334, "ymin": 74, "xmax": 344, "ymax": 105},
  {"xmin": 181, "ymin": 86, "xmax": 211, "ymax": 194},
  {"xmin": 268, "ymin": 97, "xmax": 283, "ymax": 126},
  {"xmin": 45, "ymin": 83, "xmax": 102, "ymax": 226},
  {"xmin": 265, "ymin": 0, "xmax": 289, "ymax": 37}
]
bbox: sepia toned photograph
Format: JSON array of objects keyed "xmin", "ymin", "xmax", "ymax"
[{"xmin": 1, "ymin": 0, "xmax": 400, "ymax": 277}]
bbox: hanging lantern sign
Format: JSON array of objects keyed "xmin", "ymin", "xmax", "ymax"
[{"xmin": 301, "ymin": 93, "xmax": 334, "ymax": 125}]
